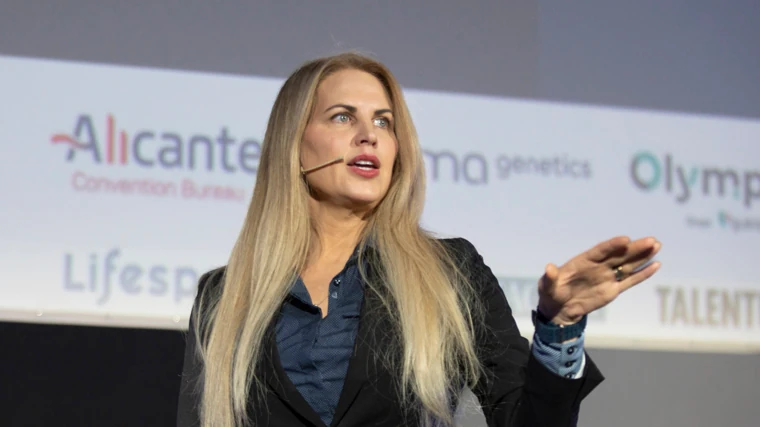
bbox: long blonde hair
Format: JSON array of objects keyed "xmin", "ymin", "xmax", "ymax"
[{"xmin": 194, "ymin": 52, "xmax": 482, "ymax": 426}]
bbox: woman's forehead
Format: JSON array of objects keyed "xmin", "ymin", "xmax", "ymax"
[{"xmin": 315, "ymin": 69, "xmax": 391, "ymax": 106}]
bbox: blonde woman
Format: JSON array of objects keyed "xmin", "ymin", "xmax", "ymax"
[{"xmin": 177, "ymin": 52, "xmax": 661, "ymax": 427}]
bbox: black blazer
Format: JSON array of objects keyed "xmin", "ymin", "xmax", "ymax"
[{"xmin": 177, "ymin": 238, "xmax": 604, "ymax": 427}]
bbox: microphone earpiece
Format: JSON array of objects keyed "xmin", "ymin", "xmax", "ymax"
[{"xmin": 300, "ymin": 156, "xmax": 344, "ymax": 174}]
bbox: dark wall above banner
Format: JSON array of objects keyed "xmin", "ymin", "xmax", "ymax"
[{"xmin": 1, "ymin": 0, "xmax": 758, "ymax": 120}]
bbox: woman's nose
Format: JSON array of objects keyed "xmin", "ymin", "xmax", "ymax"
[{"xmin": 354, "ymin": 120, "xmax": 378, "ymax": 146}]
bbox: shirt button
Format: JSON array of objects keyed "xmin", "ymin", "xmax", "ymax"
[
  {"xmin": 565, "ymin": 361, "xmax": 574, "ymax": 368},
  {"xmin": 565, "ymin": 373, "xmax": 574, "ymax": 379},
  {"xmin": 334, "ymin": 278, "xmax": 341, "ymax": 285},
  {"xmin": 567, "ymin": 347, "xmax": 576, "ymax": 355}
]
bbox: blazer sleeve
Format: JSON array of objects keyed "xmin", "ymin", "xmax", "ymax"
[
  {"xmin": 176, "ymin": 268, "xmax": 224, "ymax": 427},
  {"xmin": 457, "ymin": 238, "xmax": 604, "ymax": 427}
]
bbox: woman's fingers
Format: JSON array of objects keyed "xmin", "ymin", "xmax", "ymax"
[
  {"xmin": 539, "ymin": 263, "xmax": 560, "ymax": 294},
  {"xmin": 542, "ymin": 238, "xmax": 663, "ymax": 320},
  {"xmin": 609, "ymin": 240, "xmax": 661, "ymax": 276},
  {"xmin": 586, "ymin": 236, "xmax": 631, "ymax": 262},
  {"xmin": 617, "ymin": 260, "xmax": 661, "ymax": 293},
  {"xmin": 602, "ymin": 237, "xmax": 660, "ymax": 269}
]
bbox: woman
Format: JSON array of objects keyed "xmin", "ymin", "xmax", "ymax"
[{"xmin": 177, "ymin": 52, "xmax": 661, "ymax": 427}]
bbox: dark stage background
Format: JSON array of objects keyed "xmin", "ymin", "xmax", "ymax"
[{"xmin": 1, "ymin": 322, "xmax": 185, "ymax": 426}]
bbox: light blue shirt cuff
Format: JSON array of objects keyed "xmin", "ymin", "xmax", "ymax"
[{"xmin": 531, "ymin": 332, "xmax": 586, "ymax": 379}]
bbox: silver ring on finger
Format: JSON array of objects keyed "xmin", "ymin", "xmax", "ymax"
[{"xmin": 613, "ymin": 265, "xmax": 626, "ymax": 282}]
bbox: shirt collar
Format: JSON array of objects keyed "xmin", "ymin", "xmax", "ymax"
[{"xmin": 286, "ymin": 236, "xmax": 376, "ymax": 301}]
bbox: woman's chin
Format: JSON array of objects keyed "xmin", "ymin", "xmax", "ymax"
[
  {"xmin": 346, "ymin": 197, "xmax": 379, "ymax": 209},
  {"xmin": 342, "ymin": 193, "xmax": 385, "ymax": 210},
  {"xmin": 311, "ymin": 189, "xmax": 386, "ymax": 211}
]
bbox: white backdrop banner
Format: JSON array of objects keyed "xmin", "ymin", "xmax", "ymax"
[{"xmin": 1, "ymin": 55, "xmax": 758, "ymax": 352}]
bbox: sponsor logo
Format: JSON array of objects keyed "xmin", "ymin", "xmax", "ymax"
[
  {"xmin": 718, "ymin": 211, "xmax": 760, "ymax": 232},
  {"xmin": 423, "ymin": 150, "xmax": 592, "ymax": 185},
  {"xmin": 656, "ymin": 285, "xmax": 760, "ymax": 328},
  {"xmin": 631, "ymin": 152, "xmax": 760, "ymax": 232},
  {"xmin": 631, "ymin": 152, "xmax": 760, "ymax": 208},
  {"xmin": 51, "ymin": 114, "xmax": 260, "ymax": 201},
  {"xmin": 63, "ymin": 248, "xmax": 203, "ymax": 305}
]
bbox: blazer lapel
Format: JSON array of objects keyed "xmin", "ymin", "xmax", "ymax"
[
  {"xmin": 330, "ymin": 260, "xmax": 390, "ymax": 426},
  {"xmin": 329, "ymin": 294, "xmax": 372, "ymax": 426},
  {"xmin": 261, "ymin": 328, "xmax": 326, "ymax": 427}
]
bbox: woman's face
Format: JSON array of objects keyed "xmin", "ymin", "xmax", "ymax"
[{"xmin": 301, "ymin": 68, "xmax": 398, "ymax": 211}]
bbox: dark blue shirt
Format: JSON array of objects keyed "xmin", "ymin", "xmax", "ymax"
[
  {"xmin": 274, "ymin": 246, "xmax": 586, "ymax": 426},
  {"xmin": 275, "ymin": 252, "xmax": 364, "ymax": 426}
]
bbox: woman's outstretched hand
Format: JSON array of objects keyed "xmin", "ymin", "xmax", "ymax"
[{"xmin": 537, "ymin": 236, "xmax": 661, "ymax": 325}]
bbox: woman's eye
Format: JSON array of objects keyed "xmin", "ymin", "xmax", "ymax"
[
  {"xmin": 374, "ymin": 117, "xmax": 390, "ymax": 128},
  {"xmin": 333, "ymin": 113, "xmax": 350, "ymax": 123}
]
